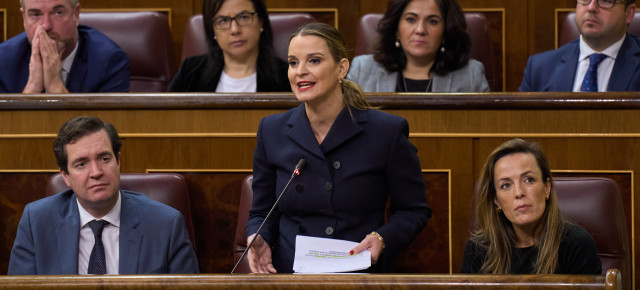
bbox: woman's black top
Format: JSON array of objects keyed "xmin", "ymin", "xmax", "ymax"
[
  {"xmin": 169, "ymin": 54, "xmax": 291, "ymax": 92},
  {"xmin": 461, "ymin": 223, "xmax": 602, "ymax": 274}
]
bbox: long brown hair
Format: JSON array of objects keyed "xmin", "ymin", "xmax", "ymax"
[
  {"xmin": 470, "ymin": 138, "xmax": 564, "ymax": 274},
  {"xmin": 290, "ymin": 22, "xmax": 375, "ymax": 110}
]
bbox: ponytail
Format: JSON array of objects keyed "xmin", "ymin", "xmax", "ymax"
[{"xmin": 341, "ymin": 79, "xmax": 377, "ymax": 110}]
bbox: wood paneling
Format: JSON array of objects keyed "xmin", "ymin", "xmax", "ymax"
[
  {"xmin": 265, "ymin": 0, "xmax": 359, "ymax": 53},
  {"xmin": 1, "ymin": 8, "xmax": 5, "ymax": 42},
  {"xmin": 0, "ymin": 93, "xmax": 638, "ymax": 290},
  {"xmin": 395, "ymin": 172, "xmax": 450, "ymax": 273},
  {"xmin": 0, "ymin": 173, "xmax": 52, "ymax": 273},
  {"xmin": 529, "ymin": 0, "xmax": 575, "ymax": 55},
  {"xmin": 0, "ymin": 272, "xmax": 619, "ymax": 289}
]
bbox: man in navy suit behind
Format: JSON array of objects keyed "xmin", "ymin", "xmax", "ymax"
[
  {"xmin": 0, "ymin": 0, "xmax": 129, "ymax": 93},
  {"xmin": 520, "ymin": 0, "xmax": 639, "ymax": 92},
  {"xmin": 8, "ymin": 116, "xmax": 199, "ymax": 274}
]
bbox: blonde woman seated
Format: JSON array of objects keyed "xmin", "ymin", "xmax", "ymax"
[{"xmin": 461, "ymin": 139, "xmax": 601, "ymax": 274}]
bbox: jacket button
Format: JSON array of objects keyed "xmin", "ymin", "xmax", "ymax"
[
  {"xmin": 333, "ymin": 161, "xmax": 341, "ymax": 170},
  {"xmin": 325, "ymin": 182, "xmax": 333, "ymax": 191},
  {"xmin": 325, "ymin": 227, "xmax": 334, "ymax": 235}
]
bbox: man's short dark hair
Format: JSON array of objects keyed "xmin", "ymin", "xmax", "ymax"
[{"xmin": 53, "ymin": 116, "xmax": 121, "ymax": 173}]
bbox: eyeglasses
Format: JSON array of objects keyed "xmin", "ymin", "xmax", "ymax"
[
  {"xmin": 213, "ymin": 12, "xmax": 257, "ymax": 30},
  {"xmin": 576, "ymin": 0, "xmax": 626, "ymax": 9}
]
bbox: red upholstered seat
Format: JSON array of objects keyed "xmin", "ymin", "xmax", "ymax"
[
  {"xmin": 354, "ymin": 13, "xmax": 499, "ymax": 92},
  {"xmin": 180, "ymin": 13, "xmax": 315, "ymax": 62},
  {"xmin": 46, "ymin": 173, "xmax": 196, "ymax": 251},
  {"xmin": 79, "ymin": 12, "xmax": 176, "ymax": 92},
  {"xmin": 553, "ymin": 177, "xmax": 630, "ymax": 290},
  {"xmin": 559, "ymin": 12, "xmax": 640, "ymax": 47},
  {"xmin": 232, "ymin": 175, "xmax": 253, "ymax": 273}
]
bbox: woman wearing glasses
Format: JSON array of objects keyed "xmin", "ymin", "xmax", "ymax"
[{"xmin": 169, "ymin": 0, "xmax": 290, "ymax": 92}]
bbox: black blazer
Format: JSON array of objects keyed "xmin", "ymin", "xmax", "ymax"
[
  {"xmin": 168, "ymin": 54, "xmax": 291, "ymax": 92},
  {"xmin": 246, "ymin": 104, "xmax": 432, "ymax": 273}
]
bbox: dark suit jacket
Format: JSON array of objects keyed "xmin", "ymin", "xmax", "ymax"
[
  {"xmin": 246, "ymin": 104, "xmax": 432, "ymax": 273},
  {"xmin": 8, "ymin": 190, "xmax": 199, "ymax": 274},
  {"xmin": 520, "ymin": 33, "xmax": 640, "ymax": 92},
  {"xmin": 168, "ymin": 54, "xmax": 291, "ymax": 92},
  {"xmin": 0, "ymin": 25, "xmax": 130, "ymax": 93}
]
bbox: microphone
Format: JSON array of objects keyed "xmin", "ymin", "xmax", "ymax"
[{"xmin": 231, "ymin": 158, "xmax": 306, "ymax": 273}]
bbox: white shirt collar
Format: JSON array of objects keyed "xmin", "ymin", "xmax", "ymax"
[
  {"xmin": 77, "ymin": 190, "xmax": 121, "ymax": 229},
  {"xmin": 61, "ymin": 41, "xmax": 79, "ymax": 80},
  {"xmin": 579, "ymin": 34, "xmax": 626, "ymax": 61}
]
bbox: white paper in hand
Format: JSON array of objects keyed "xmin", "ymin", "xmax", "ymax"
[{"xmin": 292, "ymin": 235, "xmax": 371, "ymax": 273}]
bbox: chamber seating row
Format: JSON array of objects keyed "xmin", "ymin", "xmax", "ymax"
[
  {"xmin": 79, "ymin": 11, "xmax": 640, "ymax": 93},
  {"xmin": 43, "ymin": 172, "xmax": 629, "ymax": 287}
]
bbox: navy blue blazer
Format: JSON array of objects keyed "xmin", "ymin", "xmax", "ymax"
[
  {"xmin": 247, "ymin": 104, "xmax": 432, "ymax": 273},
  {"xmin": 0, "ymin": 25, "xmax": 130, "ymax": 93},
  {"xmin": 8, "ymin": 190, "xmax": 199, "ymax": 274},
  {"xmin": 520, "ymin": 33, "xmax": 640, "ymax": 92}
]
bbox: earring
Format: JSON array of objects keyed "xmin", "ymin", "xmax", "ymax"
[
  {"xmin": 440, "ymin": 45, "xmax": 445, "ymax": 53},
  {"xmin": 261, "ymin": 28, "xmax": 264, "ymax": 32},
  {"xmin": 545, "ymin": 195, "xmax": 549, "ymax": 200},
  {"xmin": 395, "ymin": 40, "xmax": 400, "ymax": 48},
  {"xmin": 338, "ymin": 79, "xmax": 343, "ymax": 84},
  {"xmin": 496, "ymin": 207, "xmax": 502, "ymax": 213},
  {"xmin": 214, "ymin": 36, "xmax": 217, "ymax": 40}
]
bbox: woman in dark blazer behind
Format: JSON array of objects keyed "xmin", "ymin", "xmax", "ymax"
[
  {"xmin": 245, "ymin": 22, "xmax": 432, "ymax": 274},
  {"xmin": 169, "ymin": 0, "xmax": 290, "ymax": 92}
]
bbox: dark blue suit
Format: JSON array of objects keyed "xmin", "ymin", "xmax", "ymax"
[
  {"xmin": 0, "ymin": 25, "xmax": 130, "ymax": 93},
  {"xmin": 247, "ymin": 104, "xmax": 432, "ymax": 273},
  {"xmin": 8, "ymin": 190, "xmax": 199, "ymax": 274},
  {"xmin": 520, "ymin": 33, "xmax": 640, "ymax": 92}
]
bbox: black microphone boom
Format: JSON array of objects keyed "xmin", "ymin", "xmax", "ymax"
[{"xmin": 231, "ymin": 158, "xmax": 306, "ymax": 273}]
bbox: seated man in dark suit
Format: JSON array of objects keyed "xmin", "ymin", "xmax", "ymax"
[
  {"xmin": 8, "ymin": 116, "xmax": 199, "ymax": 274},
  {"xmin": 520, "ymin": 0, "xmax": 639, "ymax": 92},
  {"xmin": 0, "ymin": 0, "xmax": 130, "ymax": 93}
]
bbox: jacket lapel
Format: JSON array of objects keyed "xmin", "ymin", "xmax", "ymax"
[
  {"xmin": 65, "ymin": 36, "xmax": 87, "ymax": 92},
  {"xmin": 55, "ymin": 194, "xmax": 80, "ymax": 274},
  {"xmin": 319, "ymin": 107, "xmax": 365, "ymax": 153},
  {"xmin": 555, "ymin": 42, "xmax": 580, "ymax": 91},
  {"xmin": 432, "ymin": 73, "xmax": 451, "ymax": 93},
  {"xmin": 286, "ymin": 104, "xmax": 325, "ymax": 159},
  {"xmin": 378, "ymin": 70, "xmax": 398, "ymax": 92},
  {"xmin": 118, "ymin": 192, "xmax": 142, "ymax": 274},
  {"xmin": 609, "ymin": 34, "xmax": 640, "ymax": 91}
]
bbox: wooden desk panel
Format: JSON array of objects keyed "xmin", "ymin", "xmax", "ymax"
[
  {"xmin": 0, "ymin": 93, "xmax": 636, "ymax": 289},
  {"xmin": 0, "ymin": 271, "xmax": 620, "ymax": 289}
]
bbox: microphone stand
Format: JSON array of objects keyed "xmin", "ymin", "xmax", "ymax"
[{"xmin": 231, "ymin": 159, "xmax": 306, "ymax": 273}]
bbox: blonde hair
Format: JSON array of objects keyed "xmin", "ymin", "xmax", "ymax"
[
  {"xmin": 290, "ymin": 22, "xmax": 375, "ymax": 110},
  {"xmin": 471, "ymin": 138, "xmax": 564, "ymax": 274}
]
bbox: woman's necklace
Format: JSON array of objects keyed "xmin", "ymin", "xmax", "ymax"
[{"xmin": 402, "ymin": 73, "xmax": 432, "ymax": 92}]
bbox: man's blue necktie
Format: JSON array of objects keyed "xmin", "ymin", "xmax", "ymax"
[
  {"xmin": 580, "ymin": 53, "xmax": 607, "ymax": 92},
  {"xmin": 87, "ymin": 220, "xmax": 109, "ymax": 274}
]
